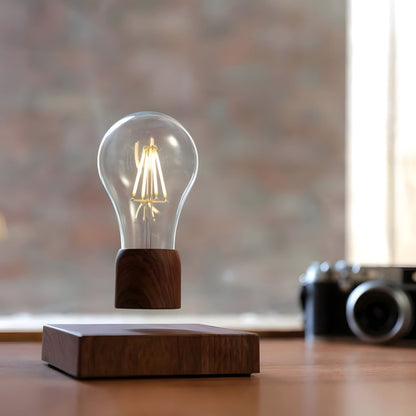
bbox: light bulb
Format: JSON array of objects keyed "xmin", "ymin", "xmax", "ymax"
[{"xmin": 98, "ymin": 112, "xmax": 198, "ymax": 309}]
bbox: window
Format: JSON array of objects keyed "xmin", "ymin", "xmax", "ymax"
[
  {"xmin": 347, "ymin": 0, "xmax": 416, "ymax": 265},
  {"xmin": 0, "ymin": 1, "xmax": 345, "ymax": 323}
]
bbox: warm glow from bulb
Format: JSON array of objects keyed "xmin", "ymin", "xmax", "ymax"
[{"xmin": 131, "ymin": 137, "xmax": 167, "ymax": 221}]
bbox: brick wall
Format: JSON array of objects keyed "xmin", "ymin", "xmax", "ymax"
[{"xmin": 0, "ymin": 0, "xmax": 345, "ymax": 314}]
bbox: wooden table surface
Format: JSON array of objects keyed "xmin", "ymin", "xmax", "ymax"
[{"xmin": 2, "ymin": 338, "xmax": 416, "ymax": 416}]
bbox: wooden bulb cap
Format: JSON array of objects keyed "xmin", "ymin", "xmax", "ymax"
[{"xmin": 115, "ymin": 249, "xmax": 181, "ymax": 309}]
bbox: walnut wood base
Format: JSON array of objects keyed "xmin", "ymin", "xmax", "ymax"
[
  {"xmin": 115, "ymin": 249, "xmax": 181, "ymax": 309},
  {"xmin": 41, "ymin": 324, "xmax": 260, "ymax": 379}
]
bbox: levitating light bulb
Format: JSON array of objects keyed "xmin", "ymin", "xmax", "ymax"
[{"xmin": 98, "ymin": 112, "xmax": 198, "ymax": 309}]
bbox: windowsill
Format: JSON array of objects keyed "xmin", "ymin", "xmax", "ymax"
[{"xmin": 0, "ymin": 313, "xmax": 303, "ymax": 340}]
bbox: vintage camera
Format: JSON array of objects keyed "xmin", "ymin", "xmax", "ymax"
[{"xmin": 300, "ymin": 261, "xmax": 416, "ymax": 343}]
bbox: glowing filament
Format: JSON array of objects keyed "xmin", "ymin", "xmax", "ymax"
[{"xmin": 131, "ymin": 137, "xmax": 167, "ymax": 221}]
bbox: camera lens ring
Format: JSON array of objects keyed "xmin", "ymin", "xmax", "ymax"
[{"xmin": 346, "ymin": 281, "xmax": 413, "ymax": 343}]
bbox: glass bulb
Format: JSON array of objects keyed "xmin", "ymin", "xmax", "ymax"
[{"xmin": 97, "ymin": 112, "xmax": 198, "ymax": 250}]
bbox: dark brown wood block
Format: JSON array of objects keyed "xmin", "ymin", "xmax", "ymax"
[
  {"xmin": 115, "ymin": 249, "xmax": 181, "ymax": 309},
  {"xmin": 41, "ymin": 324, "xmax": 260, "ymax": 378}
]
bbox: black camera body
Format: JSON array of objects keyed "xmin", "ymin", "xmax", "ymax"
[{"xmin": 300, "ymin": 261, "xmax": 416, "ymax": 343}]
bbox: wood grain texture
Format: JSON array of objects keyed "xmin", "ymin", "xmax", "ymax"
[
  {"xmin": 6, "ymin": 339, "xmax": 416, "ymax": 416},
  {"xmin": 115, "ymin": 249, "xmax": 181, "ymax": 309},
  {"xmin": 0, "ymin": 332, "xmax": 43, "ymax": 342},
  {"xmin": 41, "ymin": 323, "xmax": 260, "ymax": 378}
]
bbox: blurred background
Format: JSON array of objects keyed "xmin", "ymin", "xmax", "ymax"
[{"xmin": 0, "ymin": 0, "xmax": 345, "ymax": 316}]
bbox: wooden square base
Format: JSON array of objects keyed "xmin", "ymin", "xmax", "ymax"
[{"xmin": 42, "ymin": 324, "xmax": 260, "ymax": 379}]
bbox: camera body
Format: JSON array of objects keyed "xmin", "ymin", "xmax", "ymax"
[{"xmin": 300, "ymin": 261, "xmax": 416, "ymax": 343}]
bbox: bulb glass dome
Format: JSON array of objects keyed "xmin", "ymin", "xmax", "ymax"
[{"xmin": 98, "ymin": 112, "xmax": 198, "ymax": 249}]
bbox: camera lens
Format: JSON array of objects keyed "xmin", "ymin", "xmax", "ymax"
[
  {"xmin": 346, "ymin": 281, "xmax": 413, "ymax": 343},
  {"xmin": 353, "ymin": 291, "xmax": 398, "ymax": 335}
]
